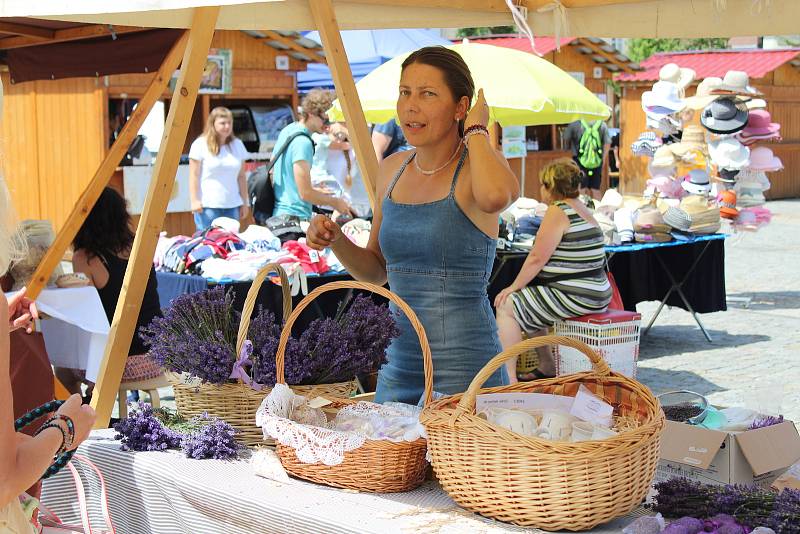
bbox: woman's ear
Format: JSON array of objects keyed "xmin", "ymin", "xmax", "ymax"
[{"xmin": 456, "ymin": 95, "xmax": 470, "ymax": 121}]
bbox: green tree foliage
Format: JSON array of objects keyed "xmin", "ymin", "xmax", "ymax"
[
  {"xmin": 457, "ymin": 26, "xmax": 516, "ymax": 38},
  {"xmin": 627, "ymin": 38, "xmax": 729, "ymax": 62}
]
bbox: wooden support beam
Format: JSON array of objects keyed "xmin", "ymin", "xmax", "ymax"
[
  {"xmin": 309, "ymin": 0, "xmax": 378, "ymax": 208},
  {"xmin": 0, "ymin": 24, "xmax": 145, "ymax": 50},
  {"xmin": 90, "ymin": 8, "xmax": 219, "ymax": 428},
  {"xmin": 201, "ymin": 94, "xmax": 211, "ymax": 123},
  {"xmin": 27, "ymin": 31, "xmax": 189, "ymax": 301},
  {"xmin": 259, "ymin": 30, "xmax": 327, "ymax": 64},
  {"xmin": 0, "ymin": 22, "xmax": 55, "ymax": 40},
  {"xmin": 29, "ymin": 32, "xmax": 186, "ymax": 402},
  {"xmin": 576, "ymin": 38, "xmax": 634, "ymax": 74}
]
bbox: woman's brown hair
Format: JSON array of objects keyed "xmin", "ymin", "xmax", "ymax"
[
  {"xmin": 203, "ymin": 106, "xmax": 235, "ymax": 156},
  {"xmin": 540, "ymin": 159, "xmax": 582, "ymax": 199},
  {"xmin": 401, "ymin": 46, "xmax": 475, "ymax": 136}
]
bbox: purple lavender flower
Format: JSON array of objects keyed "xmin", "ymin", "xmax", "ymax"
[
  {"xmin": 181, "ymin": 415, "xmax": 239, "ymax": 460},
  {"xmin": 767, "ymin": 488, "xmax": 800, "ymax": 533},
  {"xmin": 749, "ymin": 415, "xmax": 784, "ymax": 430},
  {"xmin": 139, "ymin": 286, "xmax": 239, "ymax": 385},
  {"xmin": 248, "ymin": 293, "xmax": 399, "ymax": 386},
  {"xmin": 113, "ymin": 403, "xmax": 182, "ymax": 452}
]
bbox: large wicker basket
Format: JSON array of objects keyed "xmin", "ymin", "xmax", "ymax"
[
  {"xmin": 273, "ymin": 280, "xmax": 431, "ymax": 493},
  {"xmin": 420, "ymin": 335, "xmax": 665, "ymax": 531},
  {"xmin": 169, "ymin": 263, "xmax": 356, "ymax": 446}
]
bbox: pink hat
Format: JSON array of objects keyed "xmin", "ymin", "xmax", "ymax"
[
  {"xmin": 748, "ymin": 147, "xmax": 783, "ymax": 172},
  {"xmin": 740, "ymin": 110, "xmax": 780, "ymax": 137}
]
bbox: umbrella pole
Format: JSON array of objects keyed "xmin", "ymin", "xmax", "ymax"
[{"xmin": 90, "ymin": 8, "xmax": 219, "ymax": 427}]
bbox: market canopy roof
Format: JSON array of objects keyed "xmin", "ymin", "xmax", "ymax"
[
  {"xmin": 1, "ymin": 0, "xmax": 799, "ymax": 38},
  {"xmin": 617, "ymin": 48, "xmax": 800, "ymax": 83},
  {"xmin": 298, "ymin": 28, "xmax": 450, "ymax": 91}
]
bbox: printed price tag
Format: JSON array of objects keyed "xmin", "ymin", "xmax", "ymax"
[
  {"xmin": 308, "ymin": 249, "xmax": 320, "ymax": 263},
  {"xmin": 570, "ymin": 384, "xmax": 613, "ymax": 427}
]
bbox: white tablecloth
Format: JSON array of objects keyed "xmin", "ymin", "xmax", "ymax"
[
  {"xmin": 35, "ymin": 287, "xmax": 109, "ymax": 382},
  {"xmin": 41, "ymin": 430, "xmax": 647, "ymax": 534}
]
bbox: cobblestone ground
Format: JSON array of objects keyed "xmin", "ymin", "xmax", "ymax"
[{"xmin": 635, "ymin": 199, "xmax": 800, "ymax": 423}]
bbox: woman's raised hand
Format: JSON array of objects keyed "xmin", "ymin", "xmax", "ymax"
[
  {"xmin": 464, "ymin": 88, "xmax": 490, "ymax": 131},
  {"xmin": 306, "ymin": 214, "xmax": 344, "ymax": 251},
  {"xmin": 56, "ymin": 394, "xmax": 96, "ymax": 450}
]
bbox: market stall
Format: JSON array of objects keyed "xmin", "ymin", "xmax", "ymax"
[{"xmin": 7, "ymin": 1, "xmax": 800, "ymax": 533}]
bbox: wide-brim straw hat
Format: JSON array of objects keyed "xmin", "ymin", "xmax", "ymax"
[{"xmin": 701, "ymin": 97, "xmax": 749, "ymax": 135}]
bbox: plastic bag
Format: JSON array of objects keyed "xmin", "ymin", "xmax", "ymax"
[{"xmin": 622, "ymin": 513, "xmax": 665, "ymax": 534}]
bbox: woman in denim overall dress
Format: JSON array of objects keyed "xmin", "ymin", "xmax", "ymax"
[{"xmin": 307, "ymin": 47, "xmax": 520, "ymax": 404}]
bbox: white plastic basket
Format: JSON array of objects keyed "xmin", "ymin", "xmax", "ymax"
[{"xmin": 553, "ymin": 310, "xmax": 641, "ymax": 378}]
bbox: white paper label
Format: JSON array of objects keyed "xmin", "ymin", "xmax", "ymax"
[
  {"xmin": 308, "ymin": 249, "xmax": 320, "ymax": 263},
  {"xmin": 476, "ymin": 392, "xmax": 574, "ymax": 413},
  {"xmin": 570, "ymin": 384, "xmax": 614, "ymax": 427}
]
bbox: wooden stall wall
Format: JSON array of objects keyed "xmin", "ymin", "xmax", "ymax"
[
  {"xmin": 618, "ymin": 85, "xmax": 648, "ymax": 195},
  {"xmin": 1, "ymin": 73, "xmax": 105, "ymax": 229}
]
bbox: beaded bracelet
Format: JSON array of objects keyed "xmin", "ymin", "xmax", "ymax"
[
  {"xmin": 36, "ymin": 422, "xmax": 70, "ymax": 456},
  {"xmin": 463, "ymin": 124, "xmax": 490, "ymax": 146},
  {"xmin": 43, "ymin": 414, "xmax": 76, "ymax": 444},
  {"xmin": 14, "ymin": 400, "xmax": 76, "ymax": 480}
]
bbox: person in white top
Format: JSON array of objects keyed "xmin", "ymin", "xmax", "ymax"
[{"xmin": 189, "ymin": 107, "xmax": 251, "ymax": 231}]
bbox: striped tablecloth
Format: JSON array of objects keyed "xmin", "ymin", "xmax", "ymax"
[{"xmin": 41, "ymin": 430, "xmax": 648, "ymax": 534}]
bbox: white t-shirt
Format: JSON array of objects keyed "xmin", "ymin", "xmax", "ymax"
[{"xmin": 188, "ymin": 137, "xmax": 249, "ymax": 209}]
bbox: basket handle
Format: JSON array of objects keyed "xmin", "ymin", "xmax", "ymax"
[
  {"xmin": 275, "ymin": 280, "xmax": 434, "ymax": 406},
  {"xmin": 235, "ymin": 262, "xmax": 291, "ymax": 358},
  {"xmin": 454, "ymin": 335, "xmax": 611, "ymax": 416}
]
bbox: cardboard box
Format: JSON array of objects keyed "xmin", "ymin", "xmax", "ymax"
[{"xmin": 655, "ymin": 420, "xmax": 800, "ymax": 488}]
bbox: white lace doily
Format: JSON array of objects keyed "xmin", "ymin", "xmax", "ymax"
[{"xmin": 255, "ymin": 385, "xmax": 426, "ymax": 466}]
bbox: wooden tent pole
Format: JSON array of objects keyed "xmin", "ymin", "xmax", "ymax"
[
  {"xmin": 309, "ymin": 0, "xmax": 379, "ymax": 208},
  {"xmin": 26, "ymin": 31, "xmax": 189, "ymax": 300},
  {"xmin": 90, "ymin": 7, "xmax": 219, "ymax": 427}
]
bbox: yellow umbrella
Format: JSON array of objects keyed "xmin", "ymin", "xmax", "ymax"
[{"xmin": 327, "ymin": 42, "xmax": 610, "ymax": 127}]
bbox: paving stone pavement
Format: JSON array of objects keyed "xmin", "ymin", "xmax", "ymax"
[{"xmin": 634, "ymin": 199, "xmax": 800, "ymax": 423}]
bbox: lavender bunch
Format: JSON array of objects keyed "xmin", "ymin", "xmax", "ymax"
[
  {"xmin": 181, "ymin": 415, "xmax": 239, "ymax": 460},
  {"xmin": 654, "ymin": 478, "xmax": 719, "ymax": 519},
  {"xmin": 113, "ymin": 403, "xmax": 182, "ymax": 452},
  {"xmin": 750, "ymin": 415, "xmax": 785, "ymax": 430},
  {"xmin": 765, "ymin": 488, "xmax": 800, "ymax": 533},
  {"xmin": 140, "ymin": 286, "xmax": 239, "ymax": 384},
  {"xmin": 247, "ymin": 307, "xmax": 283, "ymax": 385},
  {"xmin": 318, "ymin": 294, "xmax": 400, "ymax": 384}
]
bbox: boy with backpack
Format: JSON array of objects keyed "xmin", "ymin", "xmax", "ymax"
[{"xmin": 563, "ymin": 119, "xmax": 611, "ymax": 200}]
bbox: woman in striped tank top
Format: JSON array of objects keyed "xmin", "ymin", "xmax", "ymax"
[{"xmin": 495, "ymin": 159, "xmax": 612, "ymax": 383}]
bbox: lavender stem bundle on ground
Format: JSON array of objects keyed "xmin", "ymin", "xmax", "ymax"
[{"xmin": 653, "ymin": 477, "xmax": 800, "ymax": 533}]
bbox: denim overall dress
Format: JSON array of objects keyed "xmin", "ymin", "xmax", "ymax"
[{"xmin": 376, "ymin": 148, "xmax": 507, "ymax": 404}]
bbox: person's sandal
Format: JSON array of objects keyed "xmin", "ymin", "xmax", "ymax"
[{"xmin": 517, "ymin": 368, "xmax": 556, "ymax": 382}]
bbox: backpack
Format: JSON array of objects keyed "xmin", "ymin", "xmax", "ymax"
[
  {"xmin": 248, "ymin": 131, "xmax": 314, "ymax": 224},
  {"xmin": 577, "ymin": 119, "xmax": 604, "ymax": 175}
]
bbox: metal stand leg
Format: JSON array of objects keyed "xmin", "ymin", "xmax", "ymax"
[{"xmin": 643, "ymin": 242, "xmax": 714, "ymax": 342}]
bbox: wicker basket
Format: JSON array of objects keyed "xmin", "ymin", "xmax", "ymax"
[
  {"xmin": 420, "ymin": 335, "xmax": 665, "ymax": 531},
  {"xmin": 169, "ymin": 263, "xmax": 357, "ymax": 446},
  {"xmin": 273, "ymin": 280, "xmax": 431, "ymax": 493}
]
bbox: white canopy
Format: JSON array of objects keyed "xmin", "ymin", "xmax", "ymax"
[{"xmin": 1, "ymin": 0, "xmax": 797, "ymax": 38}]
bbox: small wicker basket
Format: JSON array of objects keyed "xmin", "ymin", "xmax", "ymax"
[
  {"xmin": 169, "ymin": 263, "xmax": 356, "ymax": 446},
  {"xmin": 420, "ymin": 335, "xmax": 665, "ymax": 531},
  {"xmin": 273, "ymin": 280, "xmax": 431, "ymax": 493}
]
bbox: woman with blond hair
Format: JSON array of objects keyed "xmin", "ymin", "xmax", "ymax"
[
  {"xmin": 189, "ymin": 106, "xmax": 250, "ymax": 231},
  {"xmin": 494, "ymin": 159, "xmax": 612, "ymax": 383},
  {"xmin": 0, "ymin": 142, "xmax": 95, "ymax": 530}
]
